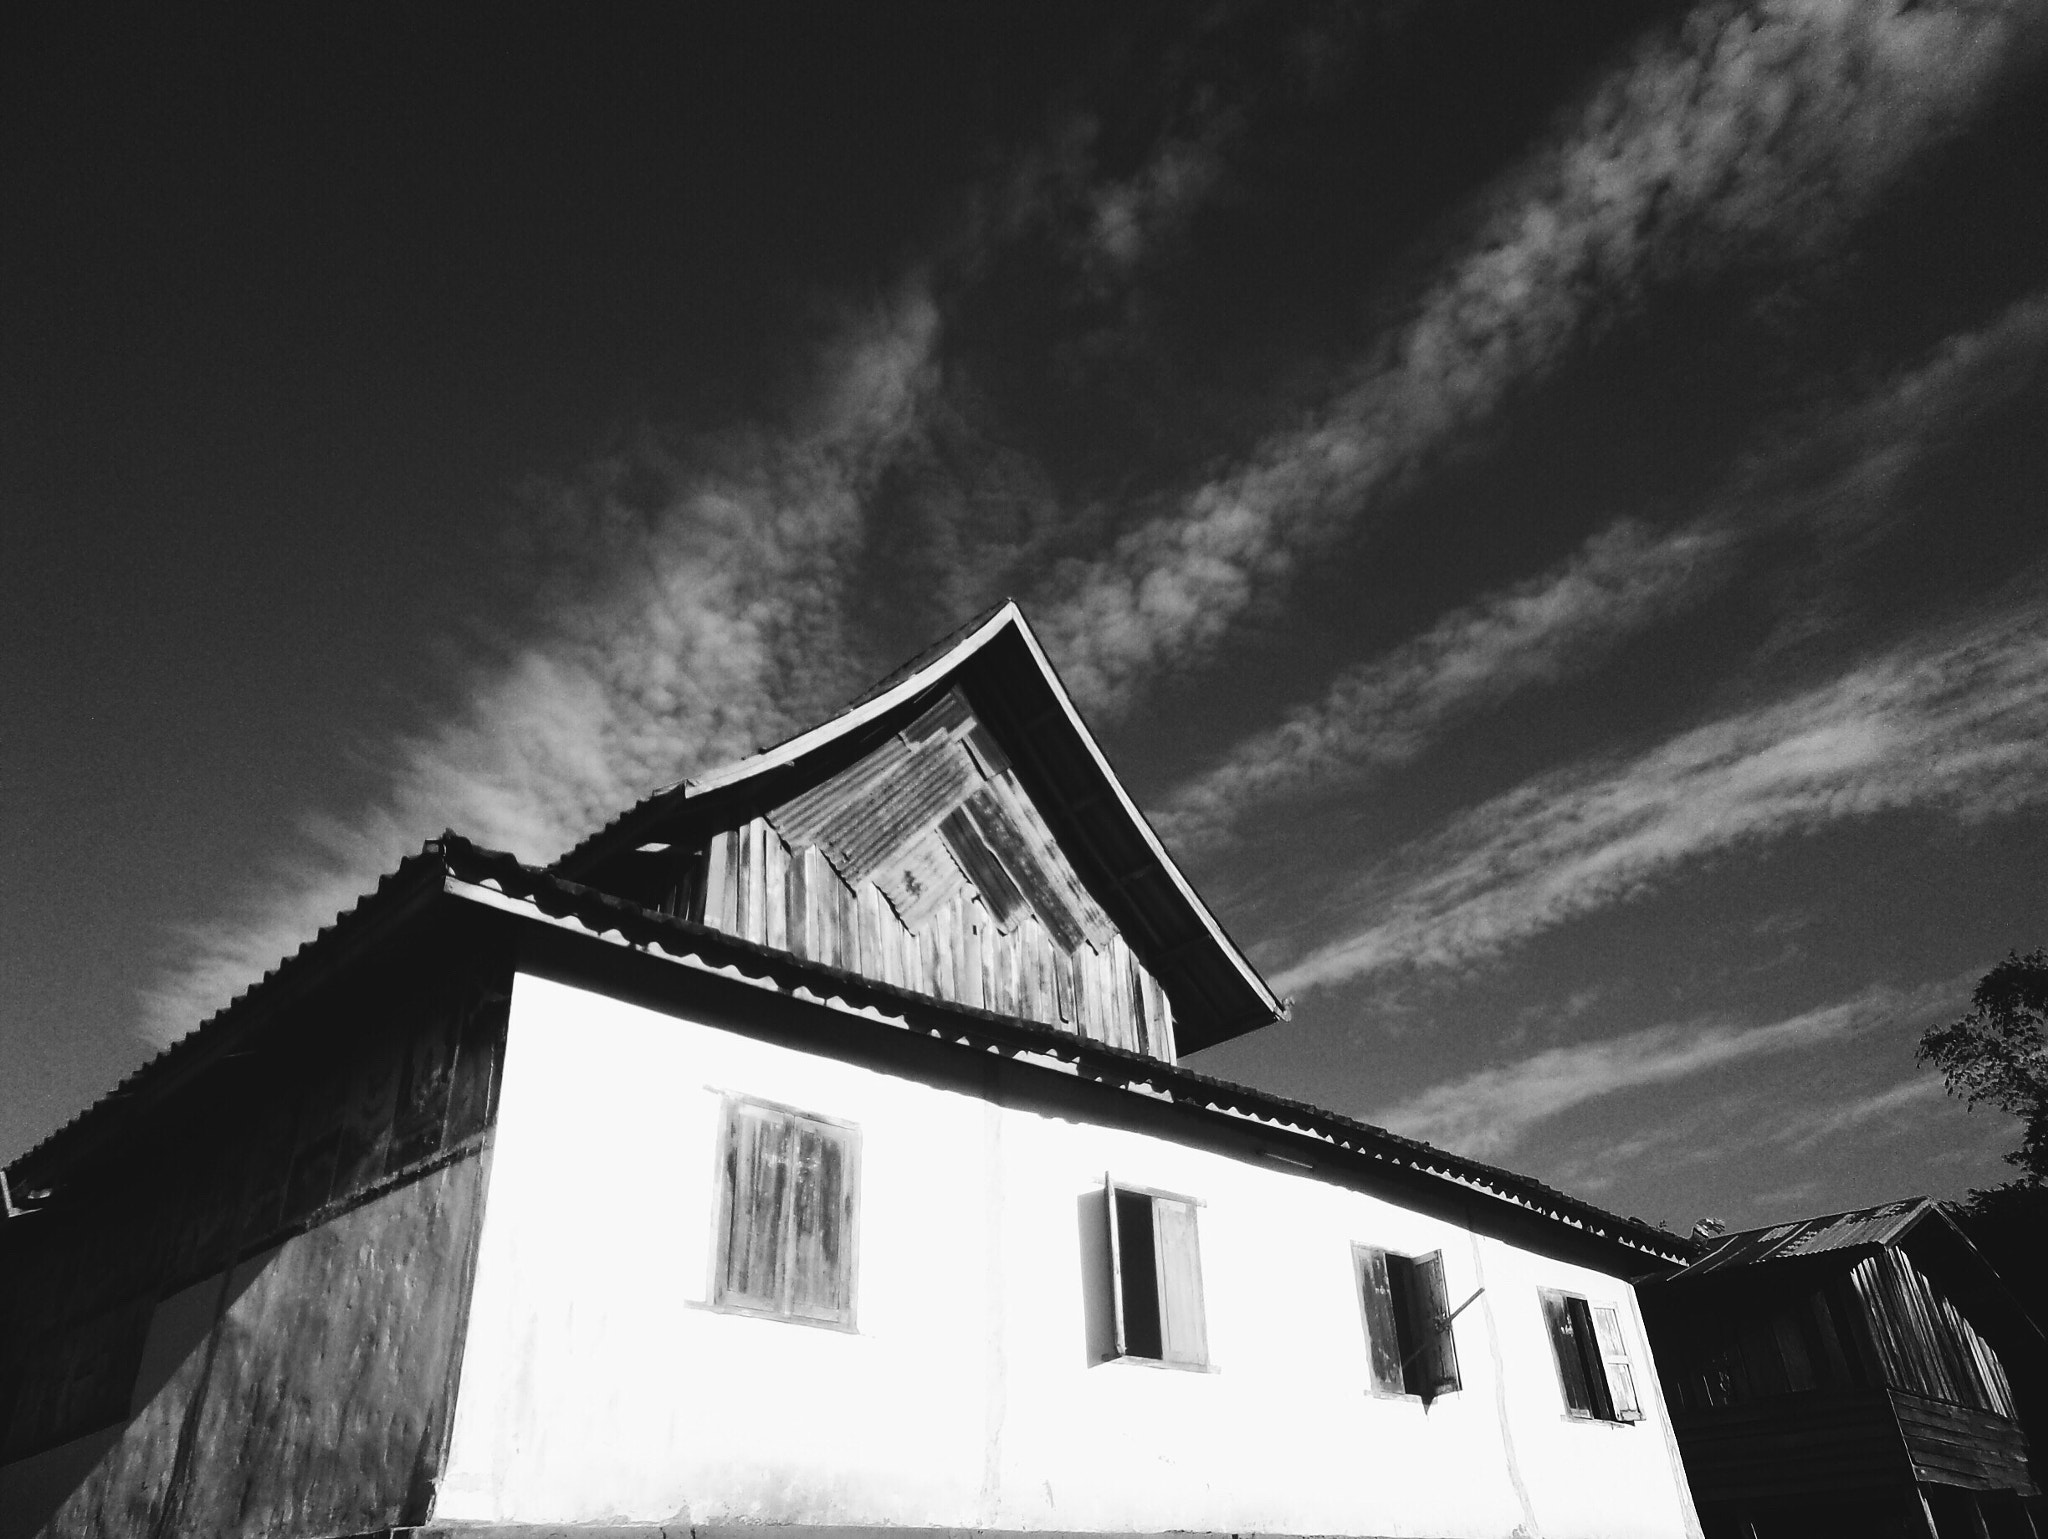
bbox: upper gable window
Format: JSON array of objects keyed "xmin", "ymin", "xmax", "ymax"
[
  {"xmin": 1541, "ymin": 1289, "xmax": 1643, "ymax": 1421},
  {"xmin": 713, "ymin": 1096, "xmax": 860, "ymax": 1329},
  {"xmin": 1104, "ymin": 1179, "xmax": 1210, "ymax": 1369},
  {"xmin": 1355, "ymin": 1244, "xmax": 1462, "ymax": 1401}
]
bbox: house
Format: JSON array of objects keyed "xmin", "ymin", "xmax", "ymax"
[
  {"xmin": 1, "ymin": 603, "xmax": 1706, "ymax": 1539},
  {"xmin": 1637, "ymin": 1198, "xmax": 2047, "ymax": 1539}
]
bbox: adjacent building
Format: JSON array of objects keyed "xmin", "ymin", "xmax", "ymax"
[
  {"xmin": 2, "ymin": 603, "xmax": 1705, "ymax": 1539},
  {"xmin": 1639, "ymin": 1198, "xmax": 2046, "ymax": 1539}
]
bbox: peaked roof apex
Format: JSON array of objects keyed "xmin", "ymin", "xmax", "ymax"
[
  {"xmin": 683, "ymin": 600, "xmax": 1024, "ymax": 798},
  {"xmin": 552, "ymin": 602, "xmax": 1284, "ymax": 1051}
]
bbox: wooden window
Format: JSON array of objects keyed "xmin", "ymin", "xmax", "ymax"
[
  {"xmin": 1541, "ymin": 1289, "xmax": 1643, "ymax": 1421},
  {"xmin": 1355, "ymin": 1245, "xmax": 1462, "ymax": 1401},
  {"xmin": 1104, "ymin": 1178, "xmax": 1209, "ymax": 1368},
  {"xmin": 713, "ymin": 1097, "xmax": 860, "ymax": 1329}
]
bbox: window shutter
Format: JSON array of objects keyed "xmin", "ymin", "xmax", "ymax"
[
  {"xmin": 1104, "ymin": 1175, "xmax": 1133, "ymax": 1358},
  {"xmin": 1151, "ymin": 1196, "xmax": 1208, "ymax": 1367},
  {"xmin": 1592, "ymin": 1304, "xmax": 1643, "ymax": 1421},
  {"xmin": 1355, "ymin": 1246, "xmax": 1405, "ymax": 1395},
  {"xmin": 1413, "ymin": 1251, "xmax": 1461, "ymax": 1398},
  {"xmin": 785, "ymin": 1118, "xmax": 859, "ymax": 1325},
  {"xmin": 719, "ymin": 1102, "xmax": 792, "ymax": 1311},
  {"xmin": 1543, "ymin": 1290, "xmax": 1596, "ymax": 1415}
]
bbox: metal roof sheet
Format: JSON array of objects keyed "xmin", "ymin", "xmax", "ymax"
[
  {"xmin": 7, "ymin": 834, "xmax": 1692, "ymax": 1270},
  {"xmin": 1676, "ymin": 1197, "xmax": 1935, "ymax": 1277}
]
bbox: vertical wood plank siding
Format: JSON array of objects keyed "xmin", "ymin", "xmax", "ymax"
[
  {"xmin": 680, "ymin": 691, "xmax": 1181, "ymax": 1058},
  {"xmin": 703, "ymin": 814, "xmax": 1175, "ymax": 1055}
]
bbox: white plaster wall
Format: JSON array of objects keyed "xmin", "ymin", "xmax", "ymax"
[{"xmin": 436, "ymin": 973, "xmax": 1702, "ymax": 1538}]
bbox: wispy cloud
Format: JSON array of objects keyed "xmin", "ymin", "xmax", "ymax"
[
  {"xmin": 1371, "ymin": 978, "xmax": 1953, "ymax": 1159},
  {"xmin": 1273, "ymin": 601, "xmax": 2048, "ymax": 996},
  {"xmin": 1151, "ymin": 292, "xmax": 2048, "ymax": 853},
  {"xmin": 1151, "ymin": 520, "xmax": 1734, "ymax": 853},
  {"xmin": 1778, "ymin": 1075, "xmax": 1942, "ymax": 1155},
  {"xmin": 1038, "ymin": 0, "xmax": 2047, "ymax": 711},
  {"xmin": 137, "ymin": 286, "xmax": 943, "ymax": 1047}
]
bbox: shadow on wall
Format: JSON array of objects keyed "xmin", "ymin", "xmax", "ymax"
[
  {"xmin": 0, "ymin": 1155, "xmax": 483, "ymax": 1539},
  {"xmin": 0, "ymin": 1253, "xmax": 270, "ymax": 1539}
]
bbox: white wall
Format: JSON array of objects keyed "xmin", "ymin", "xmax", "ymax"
[{"xmin": 436, "ymin": 972, "xmax": 1702, "ymax": 1538}]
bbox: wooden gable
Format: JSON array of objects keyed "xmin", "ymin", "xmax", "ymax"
[
  {"xmin": 666, "ymin": 688, "xmax": 1176, "ymax": 1059},
  {"xmin": 554, "ymin": 603, "xmax": 1282, "ymax": 1057}
]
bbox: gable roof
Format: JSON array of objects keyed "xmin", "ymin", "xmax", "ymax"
[
  {"xmin": 552, "ymin": 601, "xmax": 1284, "ymax": 1054},
  {"xmin": 1674, "ymin": 1198, "xmax": 1941, "ymax": 1278},
  {"xmin": 6, "ymin": 834, "xmax": 1690, "ymax": 1271}
]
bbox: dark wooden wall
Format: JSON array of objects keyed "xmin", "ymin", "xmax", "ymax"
[
  {"xmin": 1643, "ymin": 1246, "xmax": 2038, "ymax": 1513},
  {"xmin": 0, "ymin": 948, "xmax": 505, "ymax": 1539},
  {"xmin": 672, "ymin": 691, "xmax": 1177, "ymax": 1059}
]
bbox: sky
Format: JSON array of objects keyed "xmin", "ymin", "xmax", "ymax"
[{"xmin": 5, "ymin": 2, "xmax": 2047, "ymax": 1234}]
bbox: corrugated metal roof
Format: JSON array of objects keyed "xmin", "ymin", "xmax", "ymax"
[
  {"xmin": 7, "ymin": 833, "xmax": 1693, "ymax": 1271},
  {"xmin": 1676, "ymin": 1198, "xmax": 1935, "ymax": 1277}
]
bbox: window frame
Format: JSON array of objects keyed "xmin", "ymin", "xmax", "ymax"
[
  {"xmin": 1540, "ymin": 1288, "xmax": 1644, "ymax": 1423},
  {"xmin": 710, "ymin": 1093, "xmax": 862, "ymax": 1332},
  {"xmin": 1103, "ymin": 1175, "xmax": 1213, "ymax": 1371},
  {"xmin": 1353, "ymin": 1243, "xmax": 1463, "ymax": 1403}
]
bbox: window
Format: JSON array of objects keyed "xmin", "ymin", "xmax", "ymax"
[
  {"xmin": 713, "ymin": 1096, "xmax": 860, "ymax": 1328},
  {"xmin": 1541, "ymin": 1290, "xmax": 1643, "ymax": 1421},
  {"xmin": 1104, "ymin": 1179, "xmax": 1209, "ymax": 1368},
  {"xmin": 1355, "ymin": 1245, "xmax": 1462, "ymax": 1401}
]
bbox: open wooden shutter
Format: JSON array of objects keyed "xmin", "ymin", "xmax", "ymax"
[
  {"xmin": 1355, "ymin": 1246, "xmax": 1405, "ymax": 1395},
  {"xmin": 1591, "ymin": 1304, "xmax": 1642, "ymax": 1421},
  {"xmin": 1105, "ymin": 1177, "xmax": 1160, "ymax": 1359},
  {"xmin": 1411, "ymin": 1251, "xmax": 1461, "ymax": 1398},
  {"xmin": 1152, "ymin": 1196, "xmax": 1208, "ymax": 1367},
  {"xmin": 718, "ymin": 1101, "xmax": 793, "ymax": 1311},
  {"xmin": 1543, "ymin": 1290, "xmax": 1598, "ymax": 1416},
  {"xmin": 786, "ymin": 1117, "xmax": 859, "ymax": 1325}
]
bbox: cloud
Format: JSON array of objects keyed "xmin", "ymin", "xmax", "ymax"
[
  {"xmin": 136, "ymin": 285, "xmax": 944, "ymax": 1047},
  {"xmin": 1151, "ymin": 519, "xmax": 1735, "ymax": 853},
  {"xmin": 1036, "ymin": 0, "xmax": 2048, "ymax": 711},
  {"xmin": 1777, "ymin": 1075, "xmax": 1943, "ymax": 1154},
  {"xmin": 1371, "ymin": 978, "xmax": 1951, "ymax": 1159},
  {"xmin": 1272, "ymin": 601, "xmax": 2048, "ymax": 996},
  {"xmin": 1150, "ymin": 291, "xmax": 2048, "ymax": 854}
]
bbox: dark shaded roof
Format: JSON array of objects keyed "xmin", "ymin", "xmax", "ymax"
[
  {"xmin": 9, "ymin": 835, "xmax": 1691, "ymax": 1269},
  {"xmin": 1676, "ymin": 1198, "xmax": 1936, "ymax": 1278},
  {"xmin": 551, "ymin": 601, "xmax": 1285, "ymax": 1054}
]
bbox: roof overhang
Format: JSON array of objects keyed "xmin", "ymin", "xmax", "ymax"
[{"xmin": 552, "ymin": 601, "xmax": 1285, "ymax": 1053}]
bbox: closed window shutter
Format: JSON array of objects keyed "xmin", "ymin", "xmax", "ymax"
[
  {"xmin": 1413, "ymin": 1251, "xmax": 1461, "ymax": 1398},
  {"xmin": 1592, "ymin": 1304, "xmax": 1642, "ymax": 1421},
  {"xmin": 1152, "ymin": 1196, "xmax": 1208, "ymax": 1367},
  {"xmin": 1543, "ymin": 1290, "xmax": 1597, "ymax": 1415},
  {"xmin": 1355, "ymin": 1246, "xmax": 1405, "ymax": 1395},
  {"xmin": 786, "ymin": 1118, "xmax": 859, "ymax": 1325},
  {"xmin": 719, "ymin": 1102, "xmax": 792, "ymax": 1311}
]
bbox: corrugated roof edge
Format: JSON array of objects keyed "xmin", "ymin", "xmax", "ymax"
[
  {"xmin": 10, "ymin": 832, "xmax": 1690, "ymax": 1269},
  {"xmin": 549, "ymin": 601, "xmax": 1014, "ymax": 875},
  {"xmin": 457, "ymin": 837, "xmax": 1688, "ymax": 1266},
  {"xmin": 3, "ymin": 840, "xmax": 455, "ymax": 1183}
]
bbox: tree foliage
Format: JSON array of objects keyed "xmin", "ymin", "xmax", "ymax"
[{"xmin": 1918, "ymin": 948, "xmax": 2048, "ymax": 1187}]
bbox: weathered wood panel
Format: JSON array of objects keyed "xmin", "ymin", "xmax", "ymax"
[
  {"xmin": 1669, "ymin": 1388, "xmax": 1913, "ymax": 1501},
  {"xmin": 4, "ymin": 1155, "xmax": 486, "ymax": 1539},
  {"xmin": 1851, "ymin": 1250, "xmax": 2018, "ymax": 1417},
  {"xmin": 1892, "ymin": 1390, "xmax": 2034, "ymax": 1493},
  {"xmin": 704, "ymin": 804, "xmax": 1175, "ymax": 1058},
  {"xmin": 707, "ymin": 688, "xmax": 1177, "ymax": 1057},
  {"xmin": 0, "ymin": 962, "xmax": 507, "ymax": 1539}
]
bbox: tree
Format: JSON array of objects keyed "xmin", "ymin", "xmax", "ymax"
[
  {"xmin": 1918, "ymin": 948, "xmax": 2048, "ymax": 1188},
  {"xmin": 1919, "ymin": 950, "xmax": 2048, "ymax": 1325}
]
